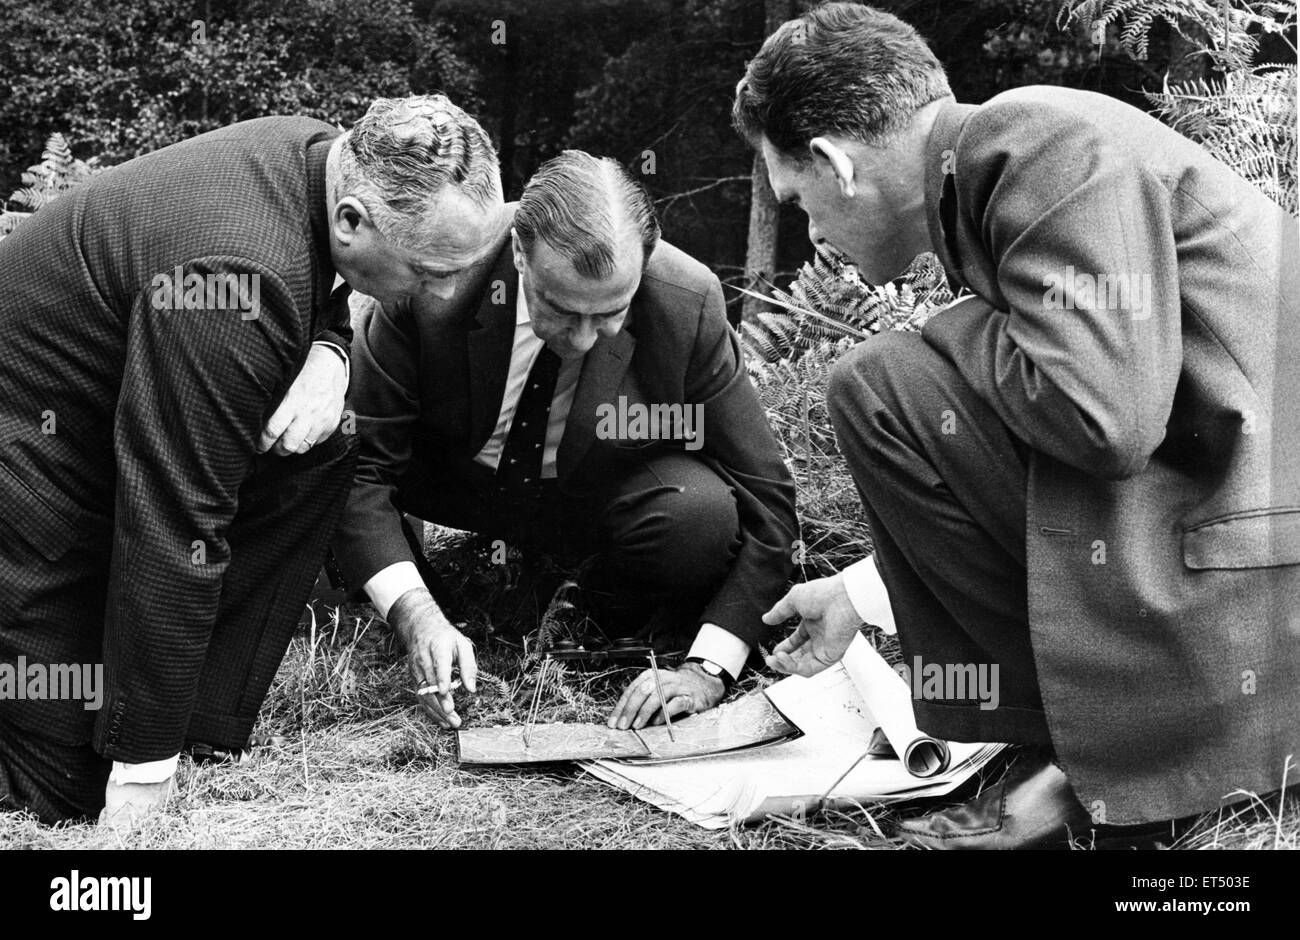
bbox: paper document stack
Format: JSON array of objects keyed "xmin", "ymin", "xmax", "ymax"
[{"xmin": 581, "ymin": 634, "xmax": 1005, "ymax": 829}]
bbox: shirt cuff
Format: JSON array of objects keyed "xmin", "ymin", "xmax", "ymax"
[
  {"xmin": 109, "ymin": 755, "xmax": 179, "ymax": 785},
  {"xmin": 686, "ymin": 623, "xmax": 750, "ymax": 682},
  {"xmin": 364, "ymin": 561, "xmax": 425, "ymax": 620},
  {"xmin": 841, "ymin": 556, "xmax": 897, "ymax": 635},
  {"xmin": 313, "ymin": 340, "xmax": 350, "ymax": 384}
]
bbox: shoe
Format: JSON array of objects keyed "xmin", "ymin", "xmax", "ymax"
[
  {"xmin": 896, "ymin": 748, "xmax": 1093, "ymax": 849},
  {"xmin": 183, "ymin": 736, "xmax": 283, "ymax": 767}
]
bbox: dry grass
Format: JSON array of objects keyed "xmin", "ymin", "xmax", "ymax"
[
  {"xmin": 1, "ymin": 528, "xmax": 1295, "ymax": 851},
  {"xmin": 0, "ymin": 537, "xmax": 910, "ymax": 849}
]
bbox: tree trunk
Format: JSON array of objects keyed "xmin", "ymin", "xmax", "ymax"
[
  {"xmin": 741, "ymin": 152, "xmax": 780, "ymax": 321},
  {"xmin": 740, "ymin": 0, "xmax": 793, "ymax": 322}
]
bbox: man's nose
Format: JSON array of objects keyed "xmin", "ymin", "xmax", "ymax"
[
  {"xmin": 808, "ymin": 219, "xmax": 823, "ymax": 246},
  {"xmin": 570, "ymin": 320, "xmax": 600, "ymax": 353},
  {"xmin": 424, "ymin": 275, "xmax": 458, "ymax": 300}
]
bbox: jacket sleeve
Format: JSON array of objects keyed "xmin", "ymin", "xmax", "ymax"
[
  {"xmin": 686, "ymin": 276, "xmax": 799, "ymax": 646},
  {"xmin": 95, "ymin": 257, "xmax": 308, "ymax": 762},
  {"xmin": 328, "ymin": 294, "xmax": 424, "ymax": 588},
  {"xmin": 921, "ymin": 106, "xmax": 1183, "ymax": 480},
  {"xmin": 311, "ymin": 286, "xmax": 354, "ymax": 353}
]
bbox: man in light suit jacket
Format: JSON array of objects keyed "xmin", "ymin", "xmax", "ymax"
[
  {"xmin": 0, "ymin": 95, "xmax": 506, "ymax": 826},
  {"xmin": 740, "ymin": 3, "xmax": 1298, "ymax": 848},
  {"xmin": 332, "ymin": 151, "xmax": 798, "ymax": 731}
]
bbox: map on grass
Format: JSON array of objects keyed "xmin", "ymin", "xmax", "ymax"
[{"xmin": 456, "ymin": 689, "xmax": 800, "ymax": 765}]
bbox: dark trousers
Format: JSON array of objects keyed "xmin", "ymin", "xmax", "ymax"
[
  {"xmin": 827, "ymin": 332, "xmax": 1052, "ymax": 745},
  {"xmin": 0, "ymin": 432, "xmax": 357, "ymax": 824},
  {"xmin": 394, "ymin": 445, "xmax": 742, "ymax": 640}
]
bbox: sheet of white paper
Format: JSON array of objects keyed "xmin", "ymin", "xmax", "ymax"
[
  {"xmin": 583, "ymin": 636, "xmax": 1005, "ymax": 828},
  {"xmin": 838, "ymin": 634, "xmax": 952, "ymax": 777}
]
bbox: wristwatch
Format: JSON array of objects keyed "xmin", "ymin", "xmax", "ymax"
[{"xmin": 685, "ymin": 656, "xmax": 734, "ymax": 691}]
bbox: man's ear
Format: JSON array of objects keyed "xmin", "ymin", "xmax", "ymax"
[
  {"xmin": 510, "ymin": 227, "xmax": 526, "ymax": 274},
  {"xmin": 331, "ymin": 196, "xmax": 369, "ymax": 247},
  {"xmin": 809, "ymin": 137, "xmax": 857, "ymax": 198}
]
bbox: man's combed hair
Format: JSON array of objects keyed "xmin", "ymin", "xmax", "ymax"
[
  {"xmin": 338, "ymin": 94, "xmax": 501, "ymax": 250},
  {"xmin": 514, "ymin": 150, "xmax": 660, "ymax": 279},
  {"xmin": 733, "ymin": 2, "xmax": 952, "ymax": 159}
]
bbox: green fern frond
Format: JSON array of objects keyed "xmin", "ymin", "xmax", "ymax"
[
  {"xmin": 1, "ymin": 132, "xmax": 103, "ymax": 239},
  {"xmin": 1146, "ymin": 64, "xmax": 1297, "ymax": 211},
  {"xmin": 1060, "ymin": 0, "xmax": 1285, "ymax": 72},
  {"xmin": 738, "ymin": 246, "xmax": 957, "ymax": 376}
]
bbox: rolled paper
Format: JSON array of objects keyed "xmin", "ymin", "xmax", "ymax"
[
  {"xmin": 903, "ymin": 737, "xmax": 951, "ymax": 778},
  {"xmin": 841, "ymin": 635, "xmax": 951, "ymax": 778}
]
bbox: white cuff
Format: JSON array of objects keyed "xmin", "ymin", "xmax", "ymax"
[
  {"xmin": 364, "ymin": 561, "xmax": 425, "ymax": 620},
  {"xmin": 109, "ymin": 755, "xmax": 179, "ymax": 785},
  {"xmin": 841, "ymin": 556, "xmax": 897, "ymax": 635},
  {"xmin": 312, "ymin": 339, "xmax": 350, "ymax": 384},
  {"xmin": 686, "ymin": 623, "xmax": 750, "ymax": 682}
]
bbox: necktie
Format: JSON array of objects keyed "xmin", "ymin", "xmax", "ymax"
[{"xmin": 497, "ymin": 346, "xmax": 561, "ymax": 490}]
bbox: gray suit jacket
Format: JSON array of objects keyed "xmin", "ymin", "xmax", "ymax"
[
  {"xmin": 0, "ymin": 117, "xmax": 349, "ymax": 761},
  {"xmin": 921, "ymin": 87, "xmax": 1299, "ymax": 824}
]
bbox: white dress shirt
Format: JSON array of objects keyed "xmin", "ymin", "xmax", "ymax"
[{"xmin": 472, "ymin": 278, "xmax": 582, "ymax": 477}]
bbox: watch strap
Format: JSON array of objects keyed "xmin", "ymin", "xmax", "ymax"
[{"xmin": 685, "ymin": 656, "xmax": 735, "ymax": 690}]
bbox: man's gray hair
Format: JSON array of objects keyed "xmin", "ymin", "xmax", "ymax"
[
  {"xmin": 514, "ymin": 150, "xmax": 660, "ymax": 279},
  {"xmin": 337, "ymin": 94, "xmax": 501, "ymax": 250}
]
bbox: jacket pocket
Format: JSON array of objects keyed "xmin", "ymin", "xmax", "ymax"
[
  {"xmin": 0, "ymin": 458, "xmax": 81, "ymax": 562},
  {"xmin": 1183, "ymin": 506, "xmax": 1300, "ymax": 570}
]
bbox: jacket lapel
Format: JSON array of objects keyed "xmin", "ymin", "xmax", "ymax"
[
  {"xmin": 558, "ymin": 318, "xmax": 636, "ymax": 481},
  {"xmin": 467, "ymin": 243, "xmax": 520, "ymax": 452}
]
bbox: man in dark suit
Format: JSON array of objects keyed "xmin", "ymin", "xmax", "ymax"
[
  {"xmin": 0, "ymin": 95, "xmax": 506, "ymax": 826},
  {"xmin": 738, "ymin": 3, "xmax": 1299, "ymax": 847},
  {"xmin": 332, "ymin": 150, "xmax": 798, "ymax": 731}
]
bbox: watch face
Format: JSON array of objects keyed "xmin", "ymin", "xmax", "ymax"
[{"xmin": 698, "ymin": 660, "xmax": 722, "ymax": 676}]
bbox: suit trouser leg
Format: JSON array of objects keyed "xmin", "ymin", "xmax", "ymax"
[
  {"xmin": 0, "ymin": 432, "xmax": 356, "ymax": 826},
  {"xmin": 584, "ymin": 451, "xmax": 742, "ymax": 639},
  {"xmin": 827, "ymin": 332, "xmax": 1052, "ymax": 744},
  {"xmin": 0, "ymin": 711, "xmax": 109, "ymax": 825},
  {"xmin": 0, "ymin": 532, "xmax": 112, "ymax": 824},
  {"xmin": 186, "ymin": 431, "xmax": 359, "ymax": 748},
  {"xmin": 392, "ymin": 451, "xmax": 742, "ymax": 641}
]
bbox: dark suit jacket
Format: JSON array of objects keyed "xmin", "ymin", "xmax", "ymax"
[
  {"xmin": 0, "ymin": 116, "xmax": 349, "ymax": 761},
  {"xmin": 333, "ymin": 211, "xmax": 798, "ymax": 647},
  {"xmin": 921, "ymin": 87, "xmax": 1299, "ymax": 823}
]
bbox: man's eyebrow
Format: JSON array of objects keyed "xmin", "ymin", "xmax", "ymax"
[{"xmin": 539, "ymin": 289, "xmax": 628, "ymax": 318}]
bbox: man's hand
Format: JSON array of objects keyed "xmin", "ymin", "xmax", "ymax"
[
  {"xmin": 607, "ymin": 662, "xmax": 725, "ymax": 730},
  {"xmin": 258, "ymin": 343, "xmax": 347, "ymax": 456},
  {"xmin": 388, "ymin": 587, "xmax": 477, "ymax": 729},
  {"xmin": 762, "ymin": 574, "xmax": 863, "ymax": 677},
  {"xmin": 99, "ymin": 776, "xmax": 176, "ymax": 832}
]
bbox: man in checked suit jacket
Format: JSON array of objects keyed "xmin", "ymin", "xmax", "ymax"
[
  {"xmin": 332, "ymin": 151, "xmax": 797, "ymax": 730},
  {"xmin": 0, "ymin": 95, "xmax": 507, "ymax": 826},
  {"xmin": 740, "ymin": 4, "xmax": 1298, "ymax": 847}
]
